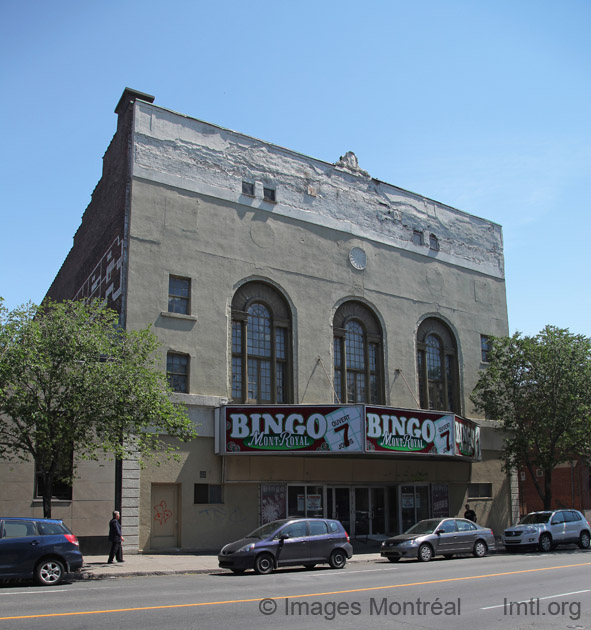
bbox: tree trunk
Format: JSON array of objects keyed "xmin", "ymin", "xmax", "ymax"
[
  {"xmin": 41, "ymin": 473, "xmax": 53, "ymax": 519},
  {"xmin": 543, "ymin": 469, "xmax": 553, "ymax": 510}
]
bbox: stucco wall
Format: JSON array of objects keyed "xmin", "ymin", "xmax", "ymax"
[
  {"xmin": 126, "ymin": 178, "xmax": 507, "ymax": 416},
  {"xmin": 0, "ymin": 455, "xmax": 116, "ymax": 554}
]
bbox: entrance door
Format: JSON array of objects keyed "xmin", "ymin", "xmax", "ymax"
[
  {"xmin": 353, "ymin": 487, "xmax": 386, "ymax": 537},
  {"xmin": 327, "ymin": 487, "xmax": 351, "ymax": 534},
  {"xmin": 400, "ymin": 485, "xmax": 430, "ymax": 533},
  {"xmin": 151, "ymin": 484, "xmax": 179, "ymax": 549}
]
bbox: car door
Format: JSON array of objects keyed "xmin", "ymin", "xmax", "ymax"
[
  {"xmin": 549, "ymin": 511, "xmax": 567, "ymax": 543},
  {"xmin": 307, "ymin": 520, "xmax": 332, "ymax": 562},
  {"xmin": 275, "ymin": 521, "xmax": 310, "ymax": 566},
  {"xmin": 433, "ymin": 519, "xmax": 460, "ymax": 554},
  {"xmin": 563, "ymin": 511, "xmax": 582, "ymax": 543},
  {"xmin": 0, "ymin": 520, "xmax": 40, "ymax": 577},
  {"xmin": 455, "ymin": 519, "xmax": 478, "ymax": 552}
]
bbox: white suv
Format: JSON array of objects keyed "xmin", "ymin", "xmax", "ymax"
[{"xmin": 503, "ymin": 510, "xmax": 591, "ymax": 552}]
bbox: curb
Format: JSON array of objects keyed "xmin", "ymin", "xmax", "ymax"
[{"xmin": 73, "ymin": 554, "xmax": 383, "ymax": 581}]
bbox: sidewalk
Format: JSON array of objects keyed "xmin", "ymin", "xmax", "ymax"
[{"xmin": 77, "ymin": 550, "xmax": 384, "ymax": 580}]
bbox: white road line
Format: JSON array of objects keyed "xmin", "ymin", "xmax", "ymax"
[
  {"xmin": 0, "ymin": 589, "xmax": 70, "ymax": 596},
  {"xmin": 0, "ymin": 585, "xmax": 123, "ymax": 596},
  {"xmin": 481, "ymin": 590, "xmax": 590, "ymax": 610}
]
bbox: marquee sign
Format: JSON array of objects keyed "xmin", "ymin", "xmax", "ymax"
[
  {"xmin": 217, "ymin": 405, "xmax": 481, "ymax": 461},
  {"xmin": 221, "ymin": 405, "xmax": 363, "ymax": 454}
]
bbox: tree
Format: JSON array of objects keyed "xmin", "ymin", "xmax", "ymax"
[
  {"xmin": 0, "ymin": 298, "xmax": 196, "ymax": 517},
  {"xmin": 471, "ymin": 326, "xmax": 591, "ymax": 510}
]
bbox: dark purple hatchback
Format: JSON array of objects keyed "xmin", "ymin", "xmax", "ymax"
[{"xmin": 218, "ymin": 517, "xmax": 353, "ymax": 574}]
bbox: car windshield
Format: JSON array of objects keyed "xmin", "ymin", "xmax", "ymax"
[
  {"xmin": 405, "ymin": 519, "xmax": 442, "ymax": 535},
  {"xmin": 245, "ymin": 520, "xmax": 289, "ymax": 539},
  {"xmin": 520, "ymin": 513, "xmax": 551, "ymax": 524}
]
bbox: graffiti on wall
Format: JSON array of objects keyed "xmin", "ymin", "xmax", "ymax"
[
  {"xmin": 153, "ymin": 500, "xmax": 173, "ymax": 526},
  {"xmin": 198, "ymin": 506, "xmax": 245, "ymax": 524}
]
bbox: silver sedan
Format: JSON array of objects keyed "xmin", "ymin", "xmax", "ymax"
[{"xmin": 381, "ymin": 517, "xmax": 496, "ymax": 562}]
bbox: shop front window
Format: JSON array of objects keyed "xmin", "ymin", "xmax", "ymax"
[{"xmin": 287, "ymin": 485, "xmax": 324, "ymax": 518}]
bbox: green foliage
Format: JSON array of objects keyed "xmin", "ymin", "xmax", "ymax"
[
  {"xmin": 471, "ymin": 326, "xmax": 591, "ymax": 508},
  {"xmin": 0, "ymin": 298, "xmax": 196, "ymax": 516}
]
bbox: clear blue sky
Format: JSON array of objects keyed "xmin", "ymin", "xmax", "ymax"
[{"xmin": 1, "ymin": 0, "xmax": 589, "ymax": 336}]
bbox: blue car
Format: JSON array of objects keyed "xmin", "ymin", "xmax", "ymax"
[
  {"xmin": 0, "ymin": 517, "xmax": 84, "ymax": 585},
  {"xmin": 218, "ymin": 518, "xmax": 353, "ymax": 574}
]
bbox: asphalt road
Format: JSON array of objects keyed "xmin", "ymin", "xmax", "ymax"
[{"xmin": 1, "ymin": 549, "xmax": 589, "ymax": 630}]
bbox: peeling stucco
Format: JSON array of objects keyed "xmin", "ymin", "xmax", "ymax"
[{"xmin": 132, "ymin": 102, "xmax": 504, "ymax": 279}]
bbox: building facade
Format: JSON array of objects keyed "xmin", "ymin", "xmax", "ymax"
[{"xmin": 11, "ymin": 88, "xmax": 513, "ymax": 552}]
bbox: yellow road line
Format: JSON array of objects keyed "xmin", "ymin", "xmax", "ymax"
[{"xmin": 2, "ymin": 561, "xmax": 590, "ymax": 621}]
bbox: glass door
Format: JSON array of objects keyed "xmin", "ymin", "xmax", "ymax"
[
  {"xmin": 353, "ymin": 487, "xmax": 387, "ymax": 537},
  {"xmin": 371, "ymin": 487, "xmax": 385, "ymax": 534},
  {"xmin": 354, "ymin": 488, "xmax": 370, "ymax": 536},
  {"xmin": 400, "ymin": 484, "xmax": 430, "ymax": 533},
  {"xmin": 327, "ymin": 487, "xmax": 351, "ymax": 534}
]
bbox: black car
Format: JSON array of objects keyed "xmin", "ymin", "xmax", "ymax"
[
  {"xmin": 0, "ymin": 517, "xmax": 84, "ymax": 585},
  {"xmin": 218, "ymin": 518, "xmax": 353, "ymax": 574}
]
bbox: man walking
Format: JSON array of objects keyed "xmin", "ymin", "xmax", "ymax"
[{"xmin": 107, "ymin": 510, "xmax": 125, "ymax": 563}]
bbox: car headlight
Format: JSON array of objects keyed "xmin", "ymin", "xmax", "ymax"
[
  {"xmin": 524, "ymin": 528, "xmax": 537, "ymax": 534},
  {"xmin": 237, "ymin": 543, "xmax": 256, "ymax": 553},
  {"xmin": 400, "ymin": 540, "xmax": 417, "ymax": 547}
]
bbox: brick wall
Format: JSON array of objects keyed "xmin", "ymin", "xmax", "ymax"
[
  {"xmin": 46, "ymin": 100, "xmax": 133, "ymax": 314},
  {"xmin": 518, "ymin": 460, "xmax": 591, "ymax": 515}
]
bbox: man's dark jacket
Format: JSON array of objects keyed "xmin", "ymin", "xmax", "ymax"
[{"xmin": 108, "ymin": 518, "xmax": 122, "ymax": 542}]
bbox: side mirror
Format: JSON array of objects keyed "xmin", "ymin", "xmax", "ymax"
[
  {"xmin": 279, "ymin": 534, "xmax": 289, "ymax": 540},
  {"xmin": 435, "ymin": 529, "xmax": 442, "ymax": 535}
]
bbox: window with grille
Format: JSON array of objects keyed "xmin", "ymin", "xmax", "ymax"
[
  {"xmin": 333, "ymin": 301, "xmax": 384, "ymax": 404},
  {"xmin": 231, "ymin": 281, "xmax": 291, "ymax": 403},
  {"xmin": 417, "ymin": 318, "xmax": 459, "ymax": 412},
  {"xmin": 480, "ymin": 335, "xmax": 491, "ymax": 363},
  {"xmin": 168, "ymin": 276, "xmax": 190, "ymax": 315},
  {"xmin": 167, "ymin": 352, "xmax": 189, "ymax": 393}
]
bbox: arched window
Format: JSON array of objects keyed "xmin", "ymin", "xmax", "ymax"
[
  {"xmin": 231, "ymin": 281, "xmax": 291, "ymax": 403},
  {"xmin": 417, "ymin": 318, "xmax": 459, "ymax": 412},
  {"xmin": 333, "ymin": 301, "xmax": 384, "ymax": 404}
]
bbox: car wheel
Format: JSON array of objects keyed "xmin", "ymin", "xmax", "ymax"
[
  {"xmin": 473, "ymin": 540, "xmax": 487, "ymax": 558},
  {"xmin": 35, "ymin": 558, "xmax": 65, "ymax": 586},
  {"xmin": 418, "ymin": 543, "xmax": 433, "ymax": 562},
  {"xmin": 387, "ymin": 557, "xmax": 400, "ymax": 563},
  {"xmin": 303, "ymin": 564, "xmax": 316, "ymax": 569},
  {"xmin": 539, "ymin": 533, "xmax": 552, "ymax": 553},
  {"xmin": 329, "ymin": 549, "xmax": 347, "ymax": 569},
  {"xmin": 230, "ymin": 568, "xmax": 245, "ymax": 574},
  {"xmin": 254, "ymin": 553, "xmax": 274, "ymax": 575},
  {"xmin": 579, "ymin": 531, "xmax": 591, "ymax": 549}
]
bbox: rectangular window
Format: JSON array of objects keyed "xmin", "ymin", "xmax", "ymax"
[
  {"xmin": 412, "ymin": 230, "xmax": 424, "ymax": 246},
  {"xmin": 35, "ymin": 449, "xmax": 73, "ymax": 501},
  {"xmin": 467, "ymin": 483, "xmax": 492, "ymax": 499},
  {"xmin": 429, "ymin": 233, "xmax": 440, "ymax": 251},
  {"xmin": 168, "ymin": 276, "xmax": 190, "ymax": 315},
  {"xmin": 167, "ymin": 352, "xmax": 189, "ymax": 393},
  {"xmin": 194, "ymin": 484, "xmax": 223, "ymax": 504},
  {"xmin": 480, "ymin": 335, "xmax": 491, "ymax": 362},
  {"xmin": 263, "ymin": 187, "xmax": 276, "ymax": 202},
  {"xmin": 242, "ymin": 181, "xmax": 255, "ymax": 196}
]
